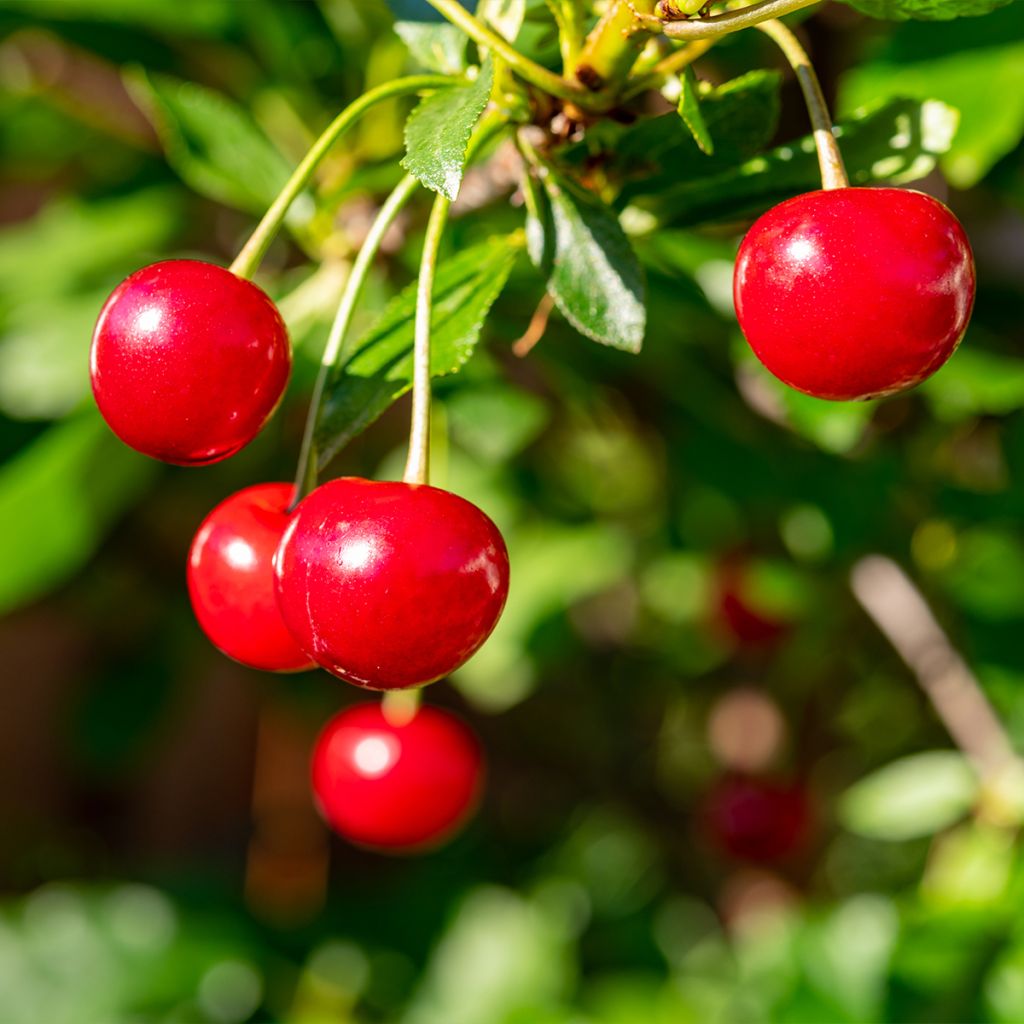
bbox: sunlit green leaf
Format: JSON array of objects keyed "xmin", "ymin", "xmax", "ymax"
[
  {"xmin": 315, "ymin": 233, "xmax": 522, "ymax": 468},
  {"xmin": 839, "ymin": 4, "xmax": 1024, "ymax": 185},
  {"xmin": 636, "ymin": 97, "xmax": 958, "ymax": 227},
  {"xmin": 394, "ymin": 21, "xmax": 468, "ymax": 74},
  {"xmin": 402, "ymin": 60, "xmax": 494, "ymax": 200}
]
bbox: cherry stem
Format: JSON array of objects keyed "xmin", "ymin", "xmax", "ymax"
[
  {"xmin": 756, "ymin": 18, "xmax": 848, "ymax": 190},
  {"xmin": 424, "ymin": 0, "xmax": 590, "ymax": 105},
  {"xmin": 381, "ymin": 688, "xmax": 423, "ymax": 726},
  {"xmin": 403, "ymin": 192, "xmax": 451, "ymax": 487},
  {"xmin": 291, "ymin": 174, "xmax": 421, "ymax": 507},
  {"xmin": 229, "ymin": 75, "xmax": 453, "ymax": 281},
  {"xmin": 661, "ymin": 0, "xmax": 820, "ymax": 39}
]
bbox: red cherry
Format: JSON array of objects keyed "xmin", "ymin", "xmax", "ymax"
[
  {"xmin": 188, "ymin": 482, "xmax": 313, "ymax": 673},
  {"xmin": 90, "ymin": 260, "xmax": 291, "ymax": 464},
  {"xmin": 702, "ymin": 775, "xmax": 810, "ymax": 863},
  {"xmin": 734, "ymin": 188, "xmax": 975, "ymax": 401},
  {"xmin": 312, "ymin": 702, "xmax": 483, "ymax": 851},
  {"xmin": 274, "ymin": 478, "xmax": 510, "ymax": 690},
  {"xmin": 714, "ymin": 562, "xmax": 791, "ymax": 651}
]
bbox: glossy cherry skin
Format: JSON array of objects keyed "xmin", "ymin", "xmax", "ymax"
[
  {"xmin": 274, "ymin": 478, "xmax": 510, "ymax": 690},
  {"xmin": 734, "ymin": 188, "xmax": 975, "ymax": 401},
  {"xmin": 90, "ymin": 260, "xmax": 291, "ymax": 464},
  {"xmin": 702, "ymin": 775, "xmax": 810, "ymax": 864},
  {"xmin": 188, "ymin": 483, "xmax": 314, "ymax": 672},
  {"xmin": 311, "ymin": 702, "xmax": 483, "ymax": 851}
]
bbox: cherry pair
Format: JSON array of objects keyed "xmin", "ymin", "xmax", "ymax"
[{"xmin": 187, "ymin": 477, "xmax": 509, "ymax": 687}]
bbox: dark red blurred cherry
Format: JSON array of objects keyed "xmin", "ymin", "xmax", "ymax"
[
  {"xmin": 188, "ymin": 482, "xmax": 313, "ymax": 673},
  {"xmin": 90, "ymin": 259, "xmax": 291, "ymax": 464},
  {"xmin": 312, "ymin": 702, "xmax": 483, "ymax": 851},
  {"xmin": 734, "ymin": 188, "xmax": 975, "ymax": 401},
  {"xmin": 703, "ymin": 775, "xmax": 811, "ymax": 863},
  {"xmin": 714, "ymin": 561, "xmax": 791, "ymax": 651},
  {"xmin": 274, "ymin": 478, "xmax": 510, "ymax": 690}
]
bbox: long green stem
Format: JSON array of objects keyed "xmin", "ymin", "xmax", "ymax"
[
  {"xmin": 230, "ymin": 75, "xmax": 452, "ymax": 280},
  {"xmin": 756, "ymin": 18, "xmax": 848, "ymax": 190},
  {"xmin": 424, "ymin": 0, "xmax": 589, "ymax": 104},
  {"xmin": 661, "ymin": 0, "xmax": 820, "ymax": 40},
  {"xmin": 291, "ymin": 174, "xmax": 420, "ymax": 504},
  {"xmin": 403, "ymin": 192, "xmax": 451, "ymax": 486}
]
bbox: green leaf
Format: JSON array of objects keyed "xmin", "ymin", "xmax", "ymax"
[
  {"xmin": 125, "ymin": 70, "xmax": 292, "ymax": 213},
  {"xmin": 0, "ymin": 411, "xmax": 156, "ymax": 616},
  {"xmin": 402, "ymin": 61, "xmax": 495, "ymax": 201},
  {"xmin": 540, "ymin": 168, "xmax": 646, "ymax": 353},
  {"xmin": 478, "ymin": 0, "xmax": 528, "ymax": 42},
  {"xmin": 840, "ymin": 751, "xmax": 979, "ymax": 841},
  {"xmin": 677, "ymin": 67, "xmax": 714, "ymax": 156},
  {"xmin": 615, "ymin": 69, "xmax": 782, "ymax": 195},
  {"xmin": 838, "ymin": 0, "xmax": 1012, "ymax": 20},
  {"xmin": 394, "ymin": 21, "xmax": 468, "ymax": 74},
  {"xmin": 314, "ymin": 233, "xmax": 522, "ymax": 467},
  {"xmin": 637, "ymin": 97, "xmax": 958, "ymax": 227},
  {"xmin": 521, "ymin": 166, "xmax": 553, "ymax": 273},
  {"xmin": 839, "ymin": 4, "xmax": 1024, "ymax": 185}
]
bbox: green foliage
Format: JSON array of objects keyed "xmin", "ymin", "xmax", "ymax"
[
  {"xmin": 315, "ymin": 233, "xmax": 522, "ymax": 467},
  {"xmin": 394, "ymin": 21, "xmax": 470, "ymax": 74},
  {"xmin": 839, "ymin": 2, "xmax": 1024, "ymax": 185},
  {"xmin": 402, "ymin": 60, "xmax": 496, "ymax": 200},
  {"xmin": 528, "ymin": 165, "xmax": 646, "ymax": 352},
  {"xmin": 635, "ymin": 96, "xmax": 958, "ymax": 225},
  {"xmin": 676, "ymin": 68, "xmax": 714, "ymax": 156},
  {"xmin": 0, "ymin": 412, "xmax": 155, "ymax": 616},
  {"xmin": 840, "ymin": 0, "xmax": 1013, "ymax": 20},
  {"xmin": 127, "ymin": 70, "xmax": 293, "ymax": 214}
]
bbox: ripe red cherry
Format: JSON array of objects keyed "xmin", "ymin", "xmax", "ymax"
[
  {"xmin": 702, "ymin": 775, "xmax": 811, "ymax": 863},
  {"xmin": 734, "ymin": 188, "xmax": 975, "ymax": 401},
  {"xmin": 188, "ymin": 482, "xmax": 313, "ymax": 673},
  {"xmin": 312, "ymin": 702, "xmax": 483, "ymax": 851},
  {"xmin": 274, "ymin": 478, "xmax": 510, "ymax": 690},
  {"xmin": 90, "ymin": 260, "xmax": 291, "ymax": 464}
]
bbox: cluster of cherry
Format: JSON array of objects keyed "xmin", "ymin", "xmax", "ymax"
[{"xmin": 90, "ymin": 260, "xmax": 508, "ymax": 852}]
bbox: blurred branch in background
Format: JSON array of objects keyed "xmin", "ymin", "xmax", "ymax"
[{"xmin": 851, "ymin": 555, "xmax": 1020, "ymax": 788}]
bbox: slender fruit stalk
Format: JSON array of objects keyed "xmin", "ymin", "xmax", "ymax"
[
  {"xmin": 756, "ymin": 18, "xmax": 847, "ymax": 190},
  {"xmin": 404, "ymin": 193, "xmax": 451, "ymax": 487},
  {"xmin": 291, "ymin": 174, "xmax": 420, "ymax": 505},
  {"xmin": 230, "ymin": 76, "xmax": 453, "ymax": 280}
]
